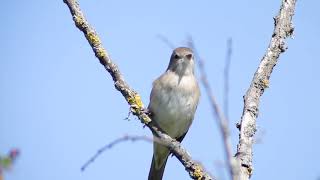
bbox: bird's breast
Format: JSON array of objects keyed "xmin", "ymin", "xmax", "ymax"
[{"xmin": 149, "ymin": 73, "xmax": 200, "ymax": 138}]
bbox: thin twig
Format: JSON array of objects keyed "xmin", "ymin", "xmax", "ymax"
[
  {"xmin": 188, "ymin": 38, "xmax": 237, "ymax": 180},
  {"xmin": 81, "ymin": 135, "xmax": 154, "ymax": 171},
  {"xmin": 235, "ymin": 0, "xmax": 297, "ymax": 179},
  {"xmin": 81, "ymin": 135, "xmax": 178, "ymax": 171},
  {"xmin": 63, "ymin": 0, "xmax": 213, "ymax": 179},
  {"xmin": 224, "ymin": 38, "xmax": 232, "ymax": 120},
  {"xmin": 156, "ymin": 34, "xmax": 175, "ymax": 49},
  {"xmin": 81, "ymin": 134, "xmax": 183, "ymax": 171}
]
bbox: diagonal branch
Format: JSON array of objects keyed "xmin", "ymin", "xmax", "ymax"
[
  {"xmin": 63, "ymin": 0, "xmax": 214, "ymax": 179},
  {"xmin": 156, "ymin": 34, "xmax": 175, "ymax": 49},
  {"xmin": 188, "ymin": 38, "xmax": 237, "ymax": 180},
  {"xmin": 235, "ymin": 0, "xmax": 297, "ymax": 179}
]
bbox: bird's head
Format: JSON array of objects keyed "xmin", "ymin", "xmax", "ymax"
[{"xmin": 167, "ymin": 47, "xmax": 195, "ymax": 76}]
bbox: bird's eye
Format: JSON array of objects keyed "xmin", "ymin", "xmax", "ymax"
[
  {"xmin": 186, "ymin": 54, "xmax": 193, "ymax": 60},
  {"xmin": 174, "ymin": 54, "xmax": 180, "ymax": 59}
]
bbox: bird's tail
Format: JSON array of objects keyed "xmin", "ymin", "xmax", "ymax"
[{"xmin": 148, "ymin": 154, "xmax": 168, "ymax": 180}]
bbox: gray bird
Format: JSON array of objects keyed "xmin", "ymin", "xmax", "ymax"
[{"xmin": 148, "ymin": 47, "xmax": 200, "ymax": 180}]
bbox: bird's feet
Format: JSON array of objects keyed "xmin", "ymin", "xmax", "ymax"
[{"xmin": 141, "ymin": 108, "xmax": 152, "ymax": 117}]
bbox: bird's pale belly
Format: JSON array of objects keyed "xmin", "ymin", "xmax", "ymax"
[{"xmin": 153, "ymin": 87, "xmax": 195, "ymax": 139}]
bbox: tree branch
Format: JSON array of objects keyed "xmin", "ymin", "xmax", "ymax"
[
  {"xmin": 188, "ymin": 38, "xmax": 237, "ymax": 180},
  {"xmin": 156, "ymin": 34, "xmax": 175, "ymax": 49},
  {"xmin": 63, "ymin": 0, "xmax": 213, "ymax": 179},
  {"xmin": 81, "ymin": 134, "xmax": 188, "ymax": 171},
  {"xmin": 235, "ymin": 0, "xmax": 297, "ymax": 179},
  {"xmin": 81, "ymin": 135, "xmax": 154, "ymax": 171},
  {"xmin": 224, "ymin": 38, "xmax": 232, "ymax": 120}
]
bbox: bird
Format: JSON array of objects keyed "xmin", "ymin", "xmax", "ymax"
[{"xmin": 148, "ymin": 47, "xmax": 200, "ymax": 180}]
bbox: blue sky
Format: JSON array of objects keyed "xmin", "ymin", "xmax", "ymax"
[{"xmin": 1, "ymin": 0, "xmax": 319, "ymax": 180}]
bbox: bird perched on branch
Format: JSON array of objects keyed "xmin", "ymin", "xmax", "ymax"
[{"xmin": 148, "ymin": 47, "xmax": 200, "ymax": 180}]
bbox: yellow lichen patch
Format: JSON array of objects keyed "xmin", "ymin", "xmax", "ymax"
[
  {"xmin": 86, "ymin": 32, "xmax": 101, "ymax": 47},
  {"xmin": 128, "ymin": 94, "xmax": 151, "ymax": 124},
  {"xmin": 261, "ymin": 78, "xmax": 269, "ymax": 88},
  {"xmin": 128, "ymin": 94, "xmax": 144, "ymax": 109},
  {"xmin": 96, "ymin": 47, "xmax": 106, "ymax": 59},
  {"xmin": 73, "ymin": 15, "xmax": 84, "ymax": 28},
  {"xmin": 134, "ymin": 94, "xmax": 144, "ymax": 109},
  {"xmin": 128, "ymin": 96, "xmax": 135, "ymax": 106},
  {"xmin": 193, "ymin": 165, "xmax": 203, "ymax": 180}
]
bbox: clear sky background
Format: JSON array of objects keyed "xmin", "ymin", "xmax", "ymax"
[{"xmin": 1, "ymin": 0, "xmax": 319, "ymax": 180}]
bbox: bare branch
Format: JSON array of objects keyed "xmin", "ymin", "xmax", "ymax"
[
  {"xmin": 81, "ymin": 135, "xmax": 154, "ymax": 171},
  {"xmin": 81, "ymin": 134, "xmax": 196, "ymax": 171},
  {"xmin": 188, "ymin": 38, "xmax": 237, "ymax": 180},
  {"xmin": 63, "ymin": 0, "xmax": 213, "ymax": 179},
  {"xmin": 235, "ymin": 0, "xmax": 297, "ymax": 179},
  {"xmin": 156, "ymin": 34, "xmax": 175, "ymax": 49},
  {"xmin": 224, "ymin": 38, "xmax": 233, "ymax": 120}
]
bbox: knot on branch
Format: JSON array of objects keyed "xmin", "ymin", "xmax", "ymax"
[
  {"xmin": 246, "ymin": 104, "xmax": 259, "ymax": 117},
  {"xmin": 277, "ymin": 40, "xmax": 288, "ymax": 53},
  {"xmin": 241, "ymin": 163, "xmax": 253, "ymax": 177}
]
